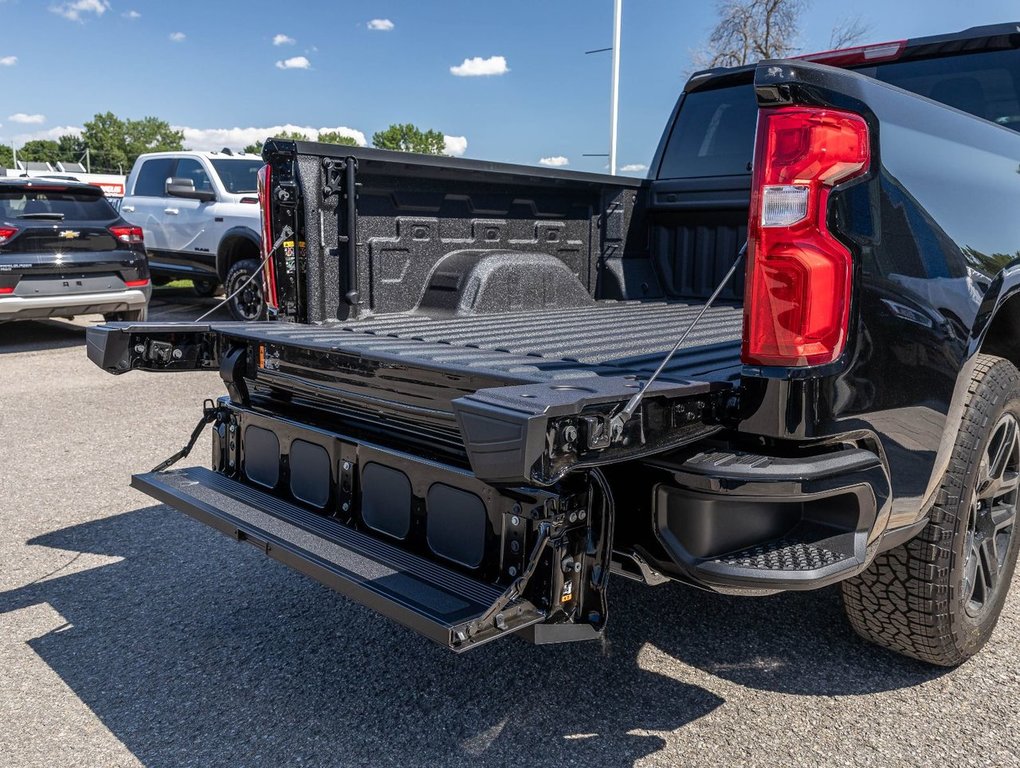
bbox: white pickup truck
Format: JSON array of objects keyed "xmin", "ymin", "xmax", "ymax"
[{"xmin": 120, "ymin": 150, "xmax": 265, "ymax": 320}]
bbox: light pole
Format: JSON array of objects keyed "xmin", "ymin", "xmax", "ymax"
[
  {"xmin": 609, "ymin": 0, "xmax": 622, "ymax": 175},
  {"xmin": 586, "ymin": 0, "xmax": 623, "ymax": 175}
]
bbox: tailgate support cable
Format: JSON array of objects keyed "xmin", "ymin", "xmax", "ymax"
[
  {"xmin": 150, "ymin": 399, "xmax": 221, "ymax": 473},
  {"xmin": 194, "ymin": 225, "xmax": 293, "ymax": 322},
  {"xmin": 609, "ymin": 241, "xmax": 746, "ymax": 439}
]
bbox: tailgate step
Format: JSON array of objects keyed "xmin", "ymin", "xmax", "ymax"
[{"xmin": 132, "ymin": 466, "xmax": 545, "ymax": 650}]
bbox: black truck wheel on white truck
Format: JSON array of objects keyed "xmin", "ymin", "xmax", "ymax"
[{"xmin": 120, "ymin": 150, "xmax": 265, "ymax": 321}]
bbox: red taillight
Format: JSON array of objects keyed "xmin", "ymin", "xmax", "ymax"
[
  {"xmin": 124, "ymin": 278, "xmax": 150, "ymax": 288},
  {"xmin": 0, "ymin": 226, "xmax": 18, "ymax": 245},
  {"xmin": 742, "ymin": 107, "xmax": 870, "ymax": 367},
  {"xmin": 0, "ymin": 286, "xmax": 13, "ymax": 295},
  {"xmin": 257, "ymin": 163, "xmax": 279, "ymax": 309},
  {"xmin": 110, "ymin": 225, "xmax": 144, "ymax": 244}
]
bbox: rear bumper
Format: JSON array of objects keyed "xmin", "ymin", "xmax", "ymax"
[
  {"xmin": 0, "ymin": 287, "xmax": 149, "ymax": 321},
  {"xmin": 645, "ymin": 444, "xmax": 893, "ymax": 593}
]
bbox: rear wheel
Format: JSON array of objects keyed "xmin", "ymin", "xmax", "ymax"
[
  {"xmin": 104, "ymin": 307, "xmax": 147, "ymax": 322},
  {"xmin": 192, "ymin": 278, "xmax": 221, "ymax": 298},
  {"xmin": 224, "ymin": 258, "xmax": 265, "ymax": 321},
  {"xmin": 841, "ymin": 354, "xmax": 1020, "ymax": 665}
]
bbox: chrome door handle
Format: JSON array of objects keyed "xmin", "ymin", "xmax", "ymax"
[
  {"xmin": 164, "ymin": 208, "xmax": 179, "ymax": 215},
  {"xmin": 121, "ymin": 205, "xmax": 135, "ymax": 212}
]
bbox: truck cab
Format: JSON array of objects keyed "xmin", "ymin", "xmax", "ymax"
[{"xmin": 121, "ymin": 150, "xmax": 265, "ymax": 320}]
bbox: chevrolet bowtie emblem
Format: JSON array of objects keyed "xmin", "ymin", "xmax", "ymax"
[{"xmin": 58, "ymin": 230, "xmax": 80, "ymax": 239}]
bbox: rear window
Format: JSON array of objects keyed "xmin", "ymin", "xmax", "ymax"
[
  {"xmin": 657, "ymin": 85, "xmax": 758, "ymax": 180},
  {"xmin": 0, "ymin": 188, "xmax": 116, "ymax": 221},
  {"xmin": 657, "ymin": 48, "xmax": 1020, "ymax": 180},
  {"xmin": 211, "ymin": 159, "xmax": 264, "ymax": 194}
]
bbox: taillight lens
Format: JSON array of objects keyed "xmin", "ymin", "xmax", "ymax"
[
  {"xmin": 742, "ymin": 107, "xmax": 870, "ymax": 367},
  {"xmin": 257, "ymin": 163, "xmax": 279, "ymax": 309},
  {"xmin": 0, "ymin": 226, "xmax": 18, "ymax": 245},
  {"xmin": 110, "ymin": 225, "xmax": 144, "ymax": 244},
  {"xmin": 124, "ymin": 278, "xmax": 150, "ymax": 288}
]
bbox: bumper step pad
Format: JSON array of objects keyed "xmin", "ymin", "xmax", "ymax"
[
  {"xmin": 710, "ymin": 537, "xmax": 851, "ymax": 572},
  {"xmin": 132, "ymin": 466, "xmax": 545, "ymax": 651}
]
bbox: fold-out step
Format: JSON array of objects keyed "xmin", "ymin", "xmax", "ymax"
[{"xmin": 132, "ymin": 466, "xmax": 545, "ymax": 650}]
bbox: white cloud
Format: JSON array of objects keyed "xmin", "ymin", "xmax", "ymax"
[
  {"xmin": 620, "ymin": 163, "xmax": 648, "ymax": 173},
  {"xmin": 443, "ymin": 135, "xmax": 467, "ymax": 157},
  {"xmin": 50, "ymin": 0, "xmax": 109, "ymax": 21},
  {"xmin": 0, "ymin": 56, "xmax": 17, "ymax": 67},
  {"xmin": 273, "ymin": 33, "xmax": 295, "ymax": 46},
  {"xmin": 538, "ymin": 156, "xmax": 569, "ymax": 167},
  {"xmin": 8, "ymin": 113, "xmax": 46, "ymax": 125},
  {"xmin": 450, "ymin": 55, "xmax": 509, "ymax": 77},
  {"xmin": 367, "ymin": 18, "xmax": 394, "ymax": 31},
  {"xmin": 123, "ymin": 10, "xmax": 141, "ymax": 19},
  {"xmin": 10, "ymin": 125, "xmax": 82, "ymax": 146},
  {"xmin": 169, "ymin": 32, "xmax": 186, "ymax": 42},
  {"xmin": 276, "ymin": 55, "xmax": 311, "ymax": 70},
  {"xmin": 176, "ymin": 124, "xmax": 367, "ymax": 152}
]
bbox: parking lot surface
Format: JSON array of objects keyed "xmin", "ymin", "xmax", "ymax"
[{"xmin": 2, "ymin": 288, "xmax": 1019, "ymax": 768}]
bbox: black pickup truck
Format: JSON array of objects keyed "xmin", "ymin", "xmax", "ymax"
[{"xmin": 88, "ymin": 24, "xmax": 1020, "ymax": 666}]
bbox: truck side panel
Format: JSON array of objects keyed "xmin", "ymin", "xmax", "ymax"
[{"xmin": 739, "ymin": 60, "xmax": 1020, "ymax": 528}]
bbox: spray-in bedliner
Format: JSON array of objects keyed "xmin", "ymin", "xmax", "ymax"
[{"xmin": 228, "ymin": 300, "xmax": 743, "ymax": 383}]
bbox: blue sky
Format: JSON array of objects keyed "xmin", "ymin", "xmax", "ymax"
[{"xmin": 1, "ymin": 0, "xmax": 1019, "ymax": 174}]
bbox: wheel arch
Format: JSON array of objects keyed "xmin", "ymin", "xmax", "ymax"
[
  {"xmin": 979, "ymin": 290, "xmax": 1020, "ymax": 368},
  {"xmin": 216, "ymin": 227, "xmax": 261, "ymax": 281}
]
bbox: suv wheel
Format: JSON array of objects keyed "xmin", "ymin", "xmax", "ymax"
[
  {"xmin": 193, "ymin": 279, "xmax": 221, "ymax": 298},
  {"xmin": 225, "ymin": 258, "xmax": 266, "ymax": 321},
  {"xmin": 841, "ymin": 354, "xmax": 1020, "ymax": 665}
]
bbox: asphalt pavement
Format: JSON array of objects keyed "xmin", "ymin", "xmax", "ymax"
[{"xmin": 1, "ymin": 286, "xmax": 1019, "ymax": 767}]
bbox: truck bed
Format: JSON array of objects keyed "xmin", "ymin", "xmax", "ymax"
[{"xmin": 225, "ymin": 299, "xmax": 744, "ymax": 385}]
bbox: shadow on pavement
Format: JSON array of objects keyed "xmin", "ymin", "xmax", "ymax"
[
  {"xmin": 0, "ymin": 318, "xmax": 89, "ymax": 354},
  {"xmin": 0, "ymin": 287, "xmax": 231, "ymax": 356},
  {"xmin": 2, "ymin": 505, "xmax": 947, "ymax": 767},
  {"xmin": 148, "ymin": 285, "xmax": 231, "ymax": 322}
]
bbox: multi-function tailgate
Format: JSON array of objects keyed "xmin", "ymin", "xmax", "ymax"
[{"xmin": 87, "ymin": 320, "xmax": 734, "ymax": 486}]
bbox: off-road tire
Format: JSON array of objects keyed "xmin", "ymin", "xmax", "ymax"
[
  {"xmin": 841, "ymin": 354, "xmax": 1020, "ymax": 666},
  {"xmin": 224, "ymin": 258, "xmax": 265, "ymax": 321}
]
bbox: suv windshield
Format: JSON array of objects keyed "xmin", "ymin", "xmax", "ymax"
[
  {"xmin": 211, "ymin": 159, "xmax": 264, "ymax": 194},
  {"xmin": 0, "ymin": 187, "xmax": 116, "ymax": 220}
]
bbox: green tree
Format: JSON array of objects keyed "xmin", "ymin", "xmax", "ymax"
[
  {"xmin": 243, "ymin": 130, "xmax": 312, "ymax": 156},
  {"xmin": 124, "ymin": 116, "xmax": 184, "ymax": 160},
  {"xmin": 56, "ymin": 133, "xmax": 86, "ymax": 163},
  {"xmin": 0, "ymin": 144, "xmax": 12, "ymax": 168},
  {"xmin": 81, "ymin": 112, "xmax": 184, "ymax": 173},
  {"xmin": 371, "ymin": 123, "xmax": 445, "ymax": 155},
  {"xmin": 81, "ymin": 111, "xmax": 129, "ymax": 173},
  {"xmin": 317, "ymin": 130, "xmax": 359, "ymax": 147},
  {"xmin": 17, "ymin": 139, "xmax": 60, "ymax": 163}
]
